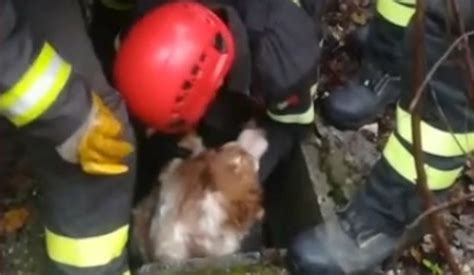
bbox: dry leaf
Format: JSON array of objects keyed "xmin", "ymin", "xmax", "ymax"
[
  {"xmin": 350, "ymin": 11, "xmax": 368, "ymax": 25},
  {"xmin": 3, "ymin": 207, "xmax": 29, "ymax": 234},
  {"xmin": 410, "ymin": 247, "xmax": 422, "ymax": 263}
]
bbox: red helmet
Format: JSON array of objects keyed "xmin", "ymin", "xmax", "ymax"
[{"xmin": 114, "ymin": 1, "xmax": 235, "ymax": 133}]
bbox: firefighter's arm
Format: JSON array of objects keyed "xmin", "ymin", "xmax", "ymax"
[
  {"xmin": 0, "ymin": 0, "xmax": 132, "ymax": 175},
  {"xmin": 254, "ymin": 0, "xmax": 319, "ymax": 138}
]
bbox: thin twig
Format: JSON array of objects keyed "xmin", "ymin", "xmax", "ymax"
[
  {"xmin": 390, "ymin": 191, "xmax": 474, "ymax": 269},
  {"xmin": 409, "ymin": 30, "xmax": 474, "ymax": 112},
  {"xmin": 410, "ymin": 0, "xmax": 462, "ymax": 273},
  {"xmin": 431, "ymin": 89, "xmax": 468, "ymax": 156},
  {"xmin": 408, "ymin": 191, "xmax": 474, "ymax": 231},
  {"xmin": 448, "ymin": 0, "xmax": 474, "ymax": 107}
]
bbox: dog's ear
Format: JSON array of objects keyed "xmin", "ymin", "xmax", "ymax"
[{"xmin": 236, "ymin": 127, "xmax": 268, "ymax": 166}]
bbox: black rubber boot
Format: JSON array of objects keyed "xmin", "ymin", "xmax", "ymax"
[
  {"xmin": 321, "ymin": 60, "xmax": 401, "ymax": 130},
  {"xmin": 287, "ymin": 160, "xmax": 430, "ymax": 275},
  {"xmin": 289, "ymin": 201, "xmax": 397, "ymax": 274},
  {"xmin": 320, "ymin": 12, "xmax": 409, "ymax": 130}
]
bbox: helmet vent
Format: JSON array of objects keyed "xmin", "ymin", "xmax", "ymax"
[
  {"xmin": 191, "ymin": 65, "xmax": 201, "ymax": 76},
  {"xmin": 176, "ymin": 93, "xmax": 185, "ymax": 103},
  {"xmin": 182, "ymin": 81, "xmax": 193, "ymax": 90},
  {"xmin": 214, "ymin": 33, "xmax": 227, "ymax": 53}
]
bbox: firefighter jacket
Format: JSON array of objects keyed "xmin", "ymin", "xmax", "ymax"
[
  {"xmin": 1, "ymin": 1, "xmax": 136, "ymax": 274},
  {"xmin": 0, "ymin": 0, "xmax": 94, "ymax": 146}
]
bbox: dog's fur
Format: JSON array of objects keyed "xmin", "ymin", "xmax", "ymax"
[{"xmin": 132, "ymin": 124, "xmax": 268, "ymax": 263}]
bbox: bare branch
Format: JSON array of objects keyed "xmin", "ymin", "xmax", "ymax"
[
  {"xmin": 408, "ymin": 191, "xmax": 474, "ymax": 231},
  {"xmin": 391, "ymin": 191, "xmax": 474, "ymax": 269},
  {"xmin": 410, "ymin": 0, "xmax": 461, "ymax": 273}
]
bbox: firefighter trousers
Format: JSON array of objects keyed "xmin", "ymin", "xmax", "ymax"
[
  {"xmin": 0, "ymin": 119, "xmax": 21, "ymax": 184},
  {"xmin": 11, "ymin": 0, "xmax": 136, "ymax": 274},
  {"xmin": 366, "ymin": 0, "xmax": 416, "ymax": 74},
  {"xmin": 362, "ymin": 0, "xmax": 474, "ymax": 233}
]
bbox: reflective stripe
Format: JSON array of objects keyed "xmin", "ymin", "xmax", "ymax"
[
  {"xmin": 383, "ymin": 134, "xmax": 462, "ymax": 190},
  {"xmin": 290, "ymin": 0, "xmax": 302, "ymax": 8},
  {"xmin": 46, "ymin": 225, "xmax": 129, "ymax": 268},
  {"xmin": 376, "ymin": 0, "xmax": 416, "ymax": 27},
  {"xmin": 0, "ymin": 43, "xmax": 71, "ymax": 127},
  {"xmin": 123, "ymin": 271, "xmax": 131, "ymax": 275},
  {"xmin": 100, "ymin": 0, "xmax": 133, "ymax": 10},
  {"xmin": 310, "ymin": 82, "xmax": 318, "ymax": 99},
  {"xmin": 397, "ymin": 105, "xmax": 474, "ymax": 157},
  {"xmin": 267, "ymin": 101, "xmax": 315, "ymax": 124}
]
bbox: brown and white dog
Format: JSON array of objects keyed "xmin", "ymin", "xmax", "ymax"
[{"xmin": 132, "ymin": 123, "xmax": 268, "ymax": 263}]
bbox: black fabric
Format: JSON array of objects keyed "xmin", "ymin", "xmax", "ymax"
[
  {"xmin": 365, "ymin": 14, "xmax": 408, "ymax": 75},
  {"xmin": 265, "ymin": 64, "xmax": 316, "ymax": 117},
  {"xmin": 398, "ymin": 0, "xmax": 474, "ymax": 133},
  {"xmin": 89, "ymin": 0, "xmax": 134, "ymax": 82},
  {"xmin": 211, "ymin": 3, "xmax": 252, "ymax": 95},
  {"xmin": 256, "ymin": 118, "xmax": 301, "ymax": 183},
  {"xmin": 362, "ymin": 159, "xmax": 424, "ymax": 236},
  {"xmin": 236, "ymin": 0, "xmax": 319, "ymax": 102},
  {"xmin": 0, "ymin": 119, "xmax": 22, "ymax": 181},
  {"xmin": 10, "ymin": 1, "xmax": 137, "ymax": 274},
  {"xmin": 201, "ymin": 91, "xmax": 256, "ymax": 138}
]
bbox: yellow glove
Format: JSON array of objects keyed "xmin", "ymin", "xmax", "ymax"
[{"xmin": 78, "ymin": 94, "xmax": 133, "ymax": 175}]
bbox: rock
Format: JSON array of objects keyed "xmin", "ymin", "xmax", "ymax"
[
  {"xmin": 421, "ymin": 234, "xmax": 436, "ymax": 253},
  {"xmin": 315, "ymin": 119, "xmax": 380, "ymax": 201},
  {"xmin": 454, "ymin": 229, "xmax": 474, "ymax": 251}
]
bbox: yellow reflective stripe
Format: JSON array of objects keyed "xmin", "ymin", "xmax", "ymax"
[
  {"xmin": 46, "ymin": 225, "xmax": 129, "ymax": 268},
  {"xmin": 267, "ymin": 101, "xmax": 315, "ymax": 124},
  {"xmin": 397, "ymin": 105, "xmax": 474, "ymax": 157},
  {"xmin": 383, "ymin": 134, "xmax": 462, "ymax": 190},
  {"xmin": 123, "ymin": 271, "xmax": 131, "ymax": 275},
  {"xmin": 100, "ymin": 0, "xmax": 133, "ymax": 10},
  {"xmin": 0, "ymin": 43, "xmax": 71, "ymax": 127},
  {"xmin": 377, "ymin": 0, "xmax": 416, "ymax": 27},
  {"xmin": 290, "ymin": 0, "xmax": 302, "ymax": 8}
]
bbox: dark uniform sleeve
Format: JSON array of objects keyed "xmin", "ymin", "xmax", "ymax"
[
  {"xmin": 0, "ymin": 0, "xmax": 93, "ymax": 145},
  {"xmin": 246, "ymin": 0, "xmax": 320, "ymax": 131}
]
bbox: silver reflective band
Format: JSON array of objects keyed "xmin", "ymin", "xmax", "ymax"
[
  {"xmin": 0, "ymin": 43, "xmax": 71, "ymax": 126},
  {"xmin": 3, "ymin": 56, "xmax": 63, "ymax": 120}
]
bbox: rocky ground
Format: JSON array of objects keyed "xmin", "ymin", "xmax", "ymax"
[{"xmin": 2, "ymin": 0, "xmax": 474, "ymax": 274}]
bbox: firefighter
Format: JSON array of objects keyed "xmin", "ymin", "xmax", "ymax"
[
  {"xmin": 321, "ymin": 0, "xmax": 416, "ymax": 129},
  {"xmin": 288, "ymin": 0, "xmax": 474, "ymax": 273},
  {"xmin": 113, "ymin": 0, "xmax": 325, "ymax": 181},
  {"xmin": 1, "ymin": 0, "xmax": 136, "ymax": 274}
]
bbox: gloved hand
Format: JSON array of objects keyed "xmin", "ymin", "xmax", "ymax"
[
  {"xmin": 79, "ymin": 93, "xmax": 133, "ymax": 175},
  {"xmin": 57, "ymin": 93, "xmax": 134, "ymax": 175}
]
